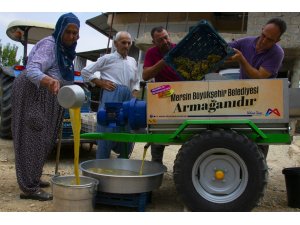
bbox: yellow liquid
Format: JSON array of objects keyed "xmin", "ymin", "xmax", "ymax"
[
  {"xmin": 88, "ymin": 144, "xmax": 148, "ymax": 176},
  {"xmin": 139, "ymin": 147, "xmax": 147, "ymax": 175},
  {"xmin": 88, "ymin": 168, "xmax": 139, "ymax": 176},
  {"xmin": 69, "ymin": 107, "xmax": 81, "ymax": 185}
]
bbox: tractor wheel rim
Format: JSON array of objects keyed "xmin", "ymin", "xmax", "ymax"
[{"xmin": 192, "ymin": 148, "xmax": 248, "ymax": 204}]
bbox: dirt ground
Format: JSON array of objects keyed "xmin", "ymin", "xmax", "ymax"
[{"xmin": 1, "ymin": 136, "xmax": 300, "ymax": 212}]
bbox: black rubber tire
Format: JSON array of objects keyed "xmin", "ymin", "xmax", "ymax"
[
  {"xmin": 173, "ymin": 130, "xmax": 268, "ymax": 212},
  {"xmin": 0, "ymin": 74, "xmax": 14, "ymax": 139},
  {"xmin": 259, "ymin": 145, "xmax": 269, "ymax": 159},
  {"xmin": 89, "ymin": 86, "xmax": 101, "ymax": 112}
]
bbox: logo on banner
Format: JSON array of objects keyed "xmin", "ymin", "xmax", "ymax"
[
  {"xmin": 265, "ymin": 108, "xmax": 281, "ymax": 117},
  {"xmin": 150, "ymin": 85, "xmax": 175, "ymax": 98}
]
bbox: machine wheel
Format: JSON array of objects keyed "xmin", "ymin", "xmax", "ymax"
[
  {"xmin": 0, "ymin": 75, "xmax": 14, "ymax": 139},
  {"xmin": 173, "ymin": 130, "xmax": 268, "ymax": 211}
]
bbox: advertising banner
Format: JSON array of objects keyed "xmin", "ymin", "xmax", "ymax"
[{"xmin": 147, "ymin": 79, "xmax": 285, "ymax": 124}]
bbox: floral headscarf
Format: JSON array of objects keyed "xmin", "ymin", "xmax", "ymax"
[{"xmin": 52, "ymin": 13, "xmax": 80, "ymax": 81}]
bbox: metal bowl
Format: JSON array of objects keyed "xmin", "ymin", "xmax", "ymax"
[{"xmin": 80, "ymin": 159, "xmax": 167, "ymax": 194}]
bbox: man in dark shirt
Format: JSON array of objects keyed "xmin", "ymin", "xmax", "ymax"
[{"xmin": 142, "ymin": 26, "xmax": 181, "ymax": 164}]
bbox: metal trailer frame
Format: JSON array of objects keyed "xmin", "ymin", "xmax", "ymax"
[{"xmin": 80, "ymin": 119, "xmax": 292, "ymax": 145}]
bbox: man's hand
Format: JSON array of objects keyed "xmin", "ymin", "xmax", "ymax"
[
  {"xmin": 92, "ymin": 78, "xmax": 116, "ymax": 91},
  {"xmin": 227, "ymin": 48, "xmax": 272, "ymax": 79},
  {"xmin": 142, "ymin": 59, "xmax": 166, "ymax": 81},
  {"xmin": 132, "ymin": 90, "xmax": 139, "ymax": 98},
  {"xmin": 227, "ymin": 48, "xmax": 244, "ymax": 63}
]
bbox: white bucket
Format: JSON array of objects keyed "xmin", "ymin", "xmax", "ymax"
[{"xmin": 51, "ymin": 175, "xmax": 98, "ymax": 212}]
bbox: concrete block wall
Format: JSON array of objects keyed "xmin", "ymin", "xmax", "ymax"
[
  {"xmin": 247, "ymin": 12, "xmax": 300, "ymax": 48},
  {"xmin": 219, "ymin": 12, "xmax": 300, "ymax": 88}
]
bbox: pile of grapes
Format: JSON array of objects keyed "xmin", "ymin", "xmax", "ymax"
[{"xmin": 173, "ymin": 54, "xmax": 222, "ymax": 81}]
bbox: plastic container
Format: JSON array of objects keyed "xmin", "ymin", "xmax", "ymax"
[
  {"xmin": 164, "ymin": 20, "xmax": 235, "ymax": 81},
  {"xmin": 51, "ymin": 175, "xmax": 99, "ymax": 212},
  {"xmin": 81, "ymin": 112, "xmax": 97, "ymax": 132},
  {"xmin": 282, "ymin": 167, "xmax": 300, "ymax": 208}
]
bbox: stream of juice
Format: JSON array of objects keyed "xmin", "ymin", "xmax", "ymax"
[
  {"xmin": 139, "ymin": 147, "xmax": 148, "ymax": 175},
  {"xmin": 69, "ymin": 107, "xmax": 81, "ymax": 185}
]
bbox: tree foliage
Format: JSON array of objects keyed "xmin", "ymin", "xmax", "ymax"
[{"xmin": 0, "ymin": 40, "xmax": 21, "ymax": 66}]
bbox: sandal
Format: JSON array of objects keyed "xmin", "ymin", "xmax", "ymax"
[
  {"xmin": 20, "ymin": 189, "xmax": 53, "ymax": 201},
  {"xmin": 39, "ymin": 180, "xmax": 50, "ymax": 188}
]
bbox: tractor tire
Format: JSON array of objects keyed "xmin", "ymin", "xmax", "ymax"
[
  {"xmin": 89, "ymin": 86, "xmax": 101, "ymax": 112},
  {"xmin": 0, "ymin": 75, "xmax": 14, "ymax": 139},
  {"xmin": 173, "ymin": 129, "xmax": 268, "ymax": 212},
  {"xmin": 259, "ymin": 145, "xmax": 269, "ymax": 159}
]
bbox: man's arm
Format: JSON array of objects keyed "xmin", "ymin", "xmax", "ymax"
[
  {"xmin": 91, "ymin": 78, "xmax": 116, "ymax": 91},
  {"xmin": 132, "ymin": 90, "xmax": 139, "ymax": 98},
  {"xmin": 229, "ymin": 48, "xmax": 272, "ymax": 79},
  {"xmin": 81, "ymin": 56, "xmax": 116, "ymax": 91},
  {"xmin": 142, "ymin": 59, "xmax": 166, "ymax": 81}
]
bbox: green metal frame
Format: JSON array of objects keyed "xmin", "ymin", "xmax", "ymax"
[{"xmin": 80, "ymin": 119, "xmax": 292, "ymax": 145}]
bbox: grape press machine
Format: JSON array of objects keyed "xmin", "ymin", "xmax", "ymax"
[{"xmin": 80, "ymin": 20, "xmax": 300, "ymax": 211}]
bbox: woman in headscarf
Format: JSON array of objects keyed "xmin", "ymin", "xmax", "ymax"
[{"xmin": 11, "ymin": 13, "xmax": 80, "ymax": 201}]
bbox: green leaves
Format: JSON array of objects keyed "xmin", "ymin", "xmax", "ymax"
[{"xmin": 0, "ymin": 40, "xmax": 21, "ymax": 66}]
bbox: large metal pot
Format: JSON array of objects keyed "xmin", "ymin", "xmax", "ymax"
[
  {"xmin": 51, "ymin": 175, "xmax": 98, "ymax": 212},
  {"xmin": 80, "ymin": 159, "xmax": 167, "ymax": 194}
]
